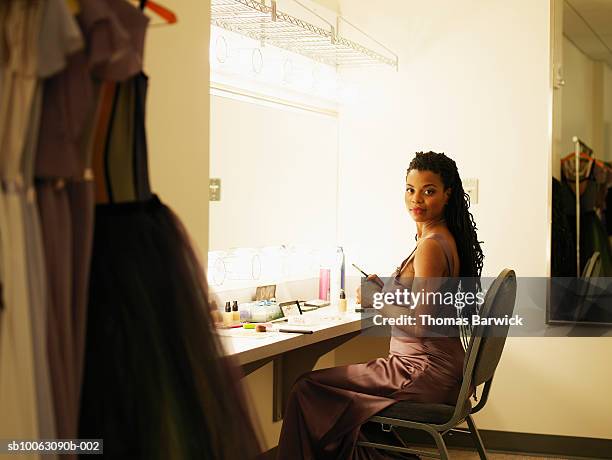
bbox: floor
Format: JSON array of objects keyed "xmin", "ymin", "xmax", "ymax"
[
  {"xmin": 262, "ymin": 446, "xmax": 593, "ymax": 460},
  {"xmin": 414, "ymin": 447, "xmax": 587, "ymax": 460},
  {"xmin": 361, "ymin": 427, "xmax": 589, "ymax": 460}
]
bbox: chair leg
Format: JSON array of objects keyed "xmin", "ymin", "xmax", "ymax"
[
  {"xmin": 429, "ymin": 431, "xmax": 450, "ymax": 460},
  {"xmin": 466, "ymin": 414, "xmax": 488, "ymax": 460}
]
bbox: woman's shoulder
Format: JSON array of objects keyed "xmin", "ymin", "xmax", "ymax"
[
  {"xmin": 434, "ymin": 231, "xmax": 462, "ymax": 275},
  {"xmin": 414, "ymin": 230, "xmax": 459, "ymax": 276},
  {"xmin": 412, "ymin": 237, "xmax": 448, "ymax": 275},
  {"xmin": 424, "ymin": 231, "xmax": 458, "ymax": 257}
]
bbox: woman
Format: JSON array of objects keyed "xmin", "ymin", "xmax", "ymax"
[{"xmin": 277, "ymin": 151, "xmax": 484, "ymax": 460}]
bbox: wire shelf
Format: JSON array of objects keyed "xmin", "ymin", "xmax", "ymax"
[{"xmin": 211, "ymin": 0, "xmax": 398, "ymax": 69}]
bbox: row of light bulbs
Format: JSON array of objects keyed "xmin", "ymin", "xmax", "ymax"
[{"xmin": 211, "ymin": 29, "xmax": 338, "ymax": 93}]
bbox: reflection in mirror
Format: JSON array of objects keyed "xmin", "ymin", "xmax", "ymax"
[{"xmin": 549, "ymin": 0, "xmax": 612, "ymax": 325}]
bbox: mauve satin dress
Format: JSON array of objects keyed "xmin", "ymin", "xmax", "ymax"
[
  {"xmin": 34, "ymin": 0, "xmax": 147, "ymax": 447},
  {"xmin": 277, "ymin": 233, "xmax": 466, "ymax": 460}
]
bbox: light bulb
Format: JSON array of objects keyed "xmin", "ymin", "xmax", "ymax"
[
  {"xmin": 252, "ymin": 48, "xmax": 263, "ymax": 74},
  {"xmin": 215, "ymin": 35, "xmax": 228, "ymax": 63},
  {"xmin": 282, "ymin": 57, "xmax": 293, "ymax": 83}
]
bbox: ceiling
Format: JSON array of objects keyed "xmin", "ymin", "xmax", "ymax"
[{"xmin": 564, "ymin": 0, "xmax": 612, "ymax": 68}]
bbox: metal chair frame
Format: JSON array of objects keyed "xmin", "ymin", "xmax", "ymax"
[{"xmin": 357, "ymin": 269, "xmax": 517, "ymax": 460}]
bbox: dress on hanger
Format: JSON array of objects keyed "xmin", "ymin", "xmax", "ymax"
[
  {"xmin": 277, "ymin": 233, "xmax": 469, "ymax": 460},
  {"xmin": 551, "ymin": 177, "xmax": 576, "ymax": 277},
  {"xmin": 78, "ymin": 10, "xmax": 260, "ymax": 458},
  {"xmin": 33, "ymin": 0, "xmax": 146, "ymax": 447},
  {"xmin": 562, "ymin": 161, "xmax": 612, "ymax": 276},
  {"xmin": 0, "ymin": 3, "xmax": 46, "ymax": 456}
]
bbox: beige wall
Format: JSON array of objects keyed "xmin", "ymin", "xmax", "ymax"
[
  {"xmin": 551, "ymin": 0, "xmax": 563, "ymax": 179},
  {"xmin": 604, "ymin": 64, "xmax": 612, "ymax": 161},
  {"xmin": 337, "ymin": 0, "xmax": 612, "ymax": 440},
  {"xmin": 561, "ymin": 37, "xmax": 596, "ymax": 158},
  {"xmin": 559, "ymin": 29, "xmax": 612, "ymax": 163},
  {"xmin": 311, "ymin": 0, "xmax": 339, "ymax": 13},
  {"xmin": 144, "ymin": 0, "xmax": 210, "ymax": 258}
]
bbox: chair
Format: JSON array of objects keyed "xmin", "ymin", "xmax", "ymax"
[
  {"xmin": 356, "ymin": 268, "xmax": 517, "ymax": 460},
  {"xmin": 573, "ymin": 251, "xmax": 602, "ymax": 322},
  {"xmin": 581, "ymin": 251, "xmax": 601, "ymax": 278}
]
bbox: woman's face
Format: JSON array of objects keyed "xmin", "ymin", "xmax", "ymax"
[{"xmin": 405, "ymin": 169, "xmax": 451, "ymax": 222}]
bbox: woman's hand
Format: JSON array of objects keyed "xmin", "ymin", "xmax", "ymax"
[
  {"xmin": 356, "ymin": 274, "xmax": 384, "ymax": 304},
  {"xmin": 366, "ymin": 274, "xmax": 384, "ymax": 289}
]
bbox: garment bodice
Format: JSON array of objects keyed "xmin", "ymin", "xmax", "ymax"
[{"xmin": 384, "ymin": 233, "xmax": 464, "ymax": 363}]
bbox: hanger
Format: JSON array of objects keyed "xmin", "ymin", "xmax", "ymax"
[
  {"xmin": 137, "ymin": 0, "xmax": 177, "ymax": 26},
  {"xmin": 561, "ymin": 151, "xmax": 612, "ymax": 173}
]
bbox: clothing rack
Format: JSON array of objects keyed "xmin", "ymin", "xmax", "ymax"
[{"xmin": 572, "ymin": 136, "xmax": 592, "ymax": 276}]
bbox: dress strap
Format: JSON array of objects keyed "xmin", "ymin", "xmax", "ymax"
[
  {"xmin": 395, "ymin": 233, "xmax": 454, "ymax": 277},
  {"xmin": 424, "ymin": 233, "xmax": 454, "ymax": 276}
]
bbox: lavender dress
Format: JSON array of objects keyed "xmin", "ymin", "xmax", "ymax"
[{"xmin": 277, "ymin": 233, "xmax": 466, "ymax": 460}]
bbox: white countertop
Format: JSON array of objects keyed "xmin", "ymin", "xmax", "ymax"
[{"xmin": 219, "ymin": 302, "xmax": 375, "ymax": 366}]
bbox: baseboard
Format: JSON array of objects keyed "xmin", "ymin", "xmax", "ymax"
[
  {"xmin": 395, "ymin": 427, "xmax": 612, "ymax": 459},
  {"xmin": 260, "ymin": 430, "xmax": 612, "ymax": 459}
]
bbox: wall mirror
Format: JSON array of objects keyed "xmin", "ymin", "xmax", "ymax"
[{"xmin": 549, "ymin": 0, "xmax": 612, "ymax": 325}]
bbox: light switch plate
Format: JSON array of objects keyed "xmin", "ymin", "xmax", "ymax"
[
  {"xmin": 209, "ymin": 178, "xmax": 221, "ymax": 201},
  {"xmin": 463, "ymin": 178, "xmax": 478, "ymax": 204}
]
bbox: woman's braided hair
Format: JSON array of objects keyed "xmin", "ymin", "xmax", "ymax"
[{"xmin": 407, "ymin": 151, "xmax": 484, "ymax": 292}]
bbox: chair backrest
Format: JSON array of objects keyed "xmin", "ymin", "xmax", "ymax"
[
  {"xmin": 582, "ymin": 251, "xmax": 600, "ymax": 278},
  {"xmin": 461, "ymin": 269, "xmax": 517, "ymax": 393},
  {"xmin": 575, "ymin": 251, "xmax": 601, "ymax": 321}
]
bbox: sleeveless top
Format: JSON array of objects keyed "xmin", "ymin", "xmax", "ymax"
[{"xmin": 384, "ymin": 233, "xmax": 464, "ymax": 357}]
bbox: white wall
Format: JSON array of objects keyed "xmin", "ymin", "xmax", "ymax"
[
  {"xmin": 337, "ymin": 0, "xmax": 612, "ymax": 440},
  {"xmin": 604, "ymin": 64, "xmax": 612, "ymax": 161},
  {"xmin": 561, "ymin": 37, "xmax": 595, "ymax": 158},
  {"xmin": 209, "ymin": 95, "xmax": 338, "ymax": 251},
  {"xmin": 144, "ymin": 0, "xmax": 210, "ymax": 257},
  {"xmin": 338, "ymin": 0, "xmax": 550, "ymax": 278},
  {"xmin": 551, "ymin": 0, "xmax": 563, "ymax": 179}
]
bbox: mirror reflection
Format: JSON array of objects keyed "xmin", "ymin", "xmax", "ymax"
[{"xmin": 550, "ymin": 0, "xmax": 612, "ymax": 324}]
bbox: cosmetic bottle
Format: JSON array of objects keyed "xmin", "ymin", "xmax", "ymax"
[
  {"xmin": 232, "ymin": 300, "xmax": 240, "ymax": 324},
  {"xmin": 329, "ymin": 247, "xmax": 344, "ymax": 305},
  {"xmin": 223, "ymin": 301, "xmax": 233, "ymax": 327},
  {"xmin": 319, "ymin": 267, "xmax": 330, "ymax": 301},
  {"xmin": 338, "ymin": 289, "xmax": 347, "ymax": 314},
  {"xmin": 239, "ymin": 302, "xmax": 252, "ymax": 322}
]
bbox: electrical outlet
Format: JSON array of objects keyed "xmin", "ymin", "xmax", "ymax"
[
  {"xmin": 209, "ymin": 178, "xmax": 221, "ymax": 201},
  {"xmin": 463, "ymin": 178, "xmax": 478, "ymax": 204}
]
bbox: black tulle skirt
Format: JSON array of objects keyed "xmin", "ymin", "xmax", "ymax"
[{"xmin": 78, "ymin": 195, "xmax": 258, "ymax": 459}]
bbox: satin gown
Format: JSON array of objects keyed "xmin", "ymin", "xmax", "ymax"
[{"xmin": 277, "ymin": 233, "xmax": 466, "ymax": 460}]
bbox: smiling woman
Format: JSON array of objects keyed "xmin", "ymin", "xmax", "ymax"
[
  {"xmin": 276, "ymin": 151, "xmax": 484, "ymax": 460},
  {"xmin": 405, "ymin": 169, "xmax": 451, "ymax": 222}
]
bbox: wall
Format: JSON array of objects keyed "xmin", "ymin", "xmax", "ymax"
[
  {"xmin": 605, "ymin": 64, "xmax": 612, "ymax": 161},
  {"xmin": 311, "ymin": 0, "xmax": 339, "ymax": 13},
  {"xmin": 209, "ymin": 95, "xmax": 338, "ymax": 251},
  {"xmin": 561, "ymin": 37, "xmax": 595, "ymax": 159},
  {"xmin": 336, "ymin": 0, "xmax": 612, "ymax": 440},
  {"xmin": 338, "ymin": 0, "xmax": 551, "ymax": 278},
  {"xmin": 551, "ymin": 0, "xmax": 563, "ymax": 179},
  {"xmin": 144, "ymin": 0, "xmax": 210, "ymax": 258}
]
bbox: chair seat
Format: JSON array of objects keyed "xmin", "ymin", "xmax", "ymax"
[{"xmin": 374, "ymin": 399, "xmax": 472, "ymax": 425}]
